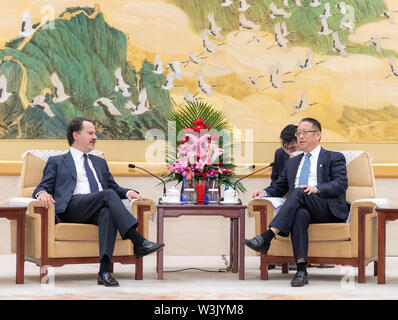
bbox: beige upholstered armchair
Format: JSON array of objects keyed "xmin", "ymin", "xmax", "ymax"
[
  {"xmin": 248, "ymin": 151, "xmax": 389, "ymax": 283},
  {"xmin": 9, "ymin": 150, "xmax": 156, "ymax": 283}
]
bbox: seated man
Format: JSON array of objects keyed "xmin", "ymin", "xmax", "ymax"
[
  {"xmin": 266, "ymin": 124, "xmax": 298, "ymax": 271},
  {"xmin": 270, "ymin": 124, "xmax": 298, "ymax": 185},
  {"xmin": 34, "ymin": 117, "xmax": 165, "ymax": 287},
  {"xmin": 246, "ymin": 118, "xmax": 350, "ymax": 287}
]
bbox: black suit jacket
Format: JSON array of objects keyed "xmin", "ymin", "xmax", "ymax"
[
  {"xmin": 33, "ymin": 151, "xmax": 133, "ymax": 216},
  {"xmin": 270, "ymin": 147, "xmax": 290, "ymax": 185},
  {"xmin": 265, "ymin": 147, "xmax": 350, "ymax": 221}
]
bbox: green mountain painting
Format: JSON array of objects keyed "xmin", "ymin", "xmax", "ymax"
[
  {"xmin": 0, "ymin": 6, "xmax": 171, "ymax": 140},
  {"xmin": 0, "ymin": 0, "xmax": 397, "ymax": 142}
]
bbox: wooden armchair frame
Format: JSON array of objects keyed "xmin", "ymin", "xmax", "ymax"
[
  {"xmin": 29, "ymin": 201, "xmax": 153, "ymax": 283},
  {"xmin": 249, "ymin": 201, "xmax": 377, "ymax": 283}
]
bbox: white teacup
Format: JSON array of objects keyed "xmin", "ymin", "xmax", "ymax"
[{"xmin": 224, "ymin": 189, "xmax": 236, "ymax": 203}]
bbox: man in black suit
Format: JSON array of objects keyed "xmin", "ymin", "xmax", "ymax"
[
  {"xmin": 270, "ymin": 124, "xmax": 298, "ymax": 185},
  {"xmin": 267, "ymin": 124, "xmax": 298, "ymax": 271},
  {"xmin": 246, "ymin": 118, "xmax": 349, "ymax": 287},
  {"xmin": 34, "ymin": 117, "xmax": 165, "ymax": 287}
]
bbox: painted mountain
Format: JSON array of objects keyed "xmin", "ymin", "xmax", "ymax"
[
  {"xmin": 0, "ymin": 6, "xmax": 171, "ymax": 139},
  {"xmin": 0, "ymin": 0, "xmax": 397, "ymax": 142}
]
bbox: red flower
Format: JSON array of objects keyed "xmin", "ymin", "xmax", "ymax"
[
  {"xmin": 193, "ymin": 118, "xmax": 204, "ymax": 125},
  {"xmin": 192, "ymin": 118, "xmax": 211, "ymax": 132}
]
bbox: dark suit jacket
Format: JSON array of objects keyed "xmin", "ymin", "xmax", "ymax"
[
  {"xmin": 270, "ymin": 147, "xmax": 290, "ymax": 185},
  {"xmin": 265, "ymin": 147, "xmax": 350, "ymax": 221},
  {"xmin": 33, "ymin": 151, "xmax": 133, "ymax": 218}
]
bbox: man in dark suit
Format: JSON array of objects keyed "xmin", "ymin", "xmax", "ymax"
[
  {"xmin": 34, "ymin": 117, "xmax": 165, "ymax": 287},
  {"xmin": 267, "ymin": 124, "xmax": 298, "ymax": 271},
  {"xmin": 246, "ymin": 118, "xmax": 349, "ymax": 287},
  {"xmin": 270, "ymin": 124, "xmax": 298, "ymax": 185}
]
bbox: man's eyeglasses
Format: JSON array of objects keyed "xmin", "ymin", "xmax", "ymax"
[{"xmin": 295, "ymin": 130, "xmax": 319, "ymax": 137}]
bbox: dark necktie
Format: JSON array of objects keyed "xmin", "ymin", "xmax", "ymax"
[
  {"xmin": 83, "ymin": 154, "xmax": 99, "ymax": 193},
  {"xmin": 298, "ymin": 153, "xmax": 311, "ymax": 186}
]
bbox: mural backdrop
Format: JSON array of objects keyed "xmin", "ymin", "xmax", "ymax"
[{"xmin": 0, "ymin": 0, "xmax": 397, "ymax": 142}]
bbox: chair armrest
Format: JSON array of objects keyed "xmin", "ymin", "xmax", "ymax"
[
  {"xmin": 347, "ymin": 198, "xmax": 390, "ymax": 224},
  {"xmin": 349, "ymin": 201, "xmax": 376, "ymax": 232},
  {"xmin": 27, "ymin": 200, "xmax": 54, "ymax": 221},
  {"xmin": 348, "ymin": 200, "xmax": 386, "ymax": 258},
  {"xmin": 248, "ymin": 199, "xmax": 276, "ymax": 236},
  {"xmin": 20, "ymin": 200, "xmax": 55, "ymax": 260},
  {"xmin": 27, "ymin": 200, "xmax": 56, "ymax": 240},
  {"xmin": 131, "ymin": 199, "xmax": 156, "ymax": 239}
]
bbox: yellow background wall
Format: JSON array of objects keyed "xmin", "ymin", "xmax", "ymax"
[{"xmin": 1, "ymin": 175, "xmax": 398, "ymax": 257}]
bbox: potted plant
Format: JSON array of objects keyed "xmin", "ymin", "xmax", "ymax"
[{"xmin": 163, "ymin": 100, "xmax": 245, "ymax": 202}]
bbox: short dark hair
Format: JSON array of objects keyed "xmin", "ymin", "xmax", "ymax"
[
  {"xmin": 300, "ymin": 118, "xmax": 322, "ymax": 132},
  {"xmin": 280, "ymin": 124, "xmax": 297, "ymax": 147},
  {"xmin": 66, "ymin": 117, "xmax": 94, "ymax": 146}
]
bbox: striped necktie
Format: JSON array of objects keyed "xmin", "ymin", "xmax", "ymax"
[{"xmin": 83, "ymin": 154, "xmax": 99, "ymax": 193}]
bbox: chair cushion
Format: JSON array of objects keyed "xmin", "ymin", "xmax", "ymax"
[
  {"xmin": 276, "ymin": 223, "xmax": 350, "ymax": 242},
  {"xmin": 55, "ymin": 223, "xmax": 122, "ymax": 241}
]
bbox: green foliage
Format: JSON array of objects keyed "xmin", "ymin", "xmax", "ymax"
[
  {"xmin": 164, "ymin": 100, "xmax": 246, "ymax": 193},
  {"xmin": 168, "ymin": 100, "xmax": 230, "ymax": 139},
  {"xmin": 0, "ymin": 7, "xmax": 171, "ymax": 139}
]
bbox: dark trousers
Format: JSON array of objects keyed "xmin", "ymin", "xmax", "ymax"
[
  {"xmin": 61, "ymin": 189, "xmax": 138, "ymax": 260},
  {"xmin": 269, "ymin": 188, "xmax": 343, "ymax": 262}
]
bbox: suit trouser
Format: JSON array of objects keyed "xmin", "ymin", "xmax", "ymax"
[
  {"xmin": 269, "ymin": 188, "xmax": 343, "ymax": 262},
  {"xmin": 61, "ymin": 189, "xmax": 138, "ymax": 260}
]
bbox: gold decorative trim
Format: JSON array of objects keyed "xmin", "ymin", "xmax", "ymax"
[{"xmin": 1, "ymin": 161, "xmax": 398, "ymax": 178}]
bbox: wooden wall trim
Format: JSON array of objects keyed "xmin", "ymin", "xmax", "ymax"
[{"xmin": 0, "ymin": 161, "xmax": 397, "ymax": 178}]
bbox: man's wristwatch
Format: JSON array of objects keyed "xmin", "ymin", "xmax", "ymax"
[{"xmin": 314, "ymin": 185, "xmax": 319, "ymax": 193}]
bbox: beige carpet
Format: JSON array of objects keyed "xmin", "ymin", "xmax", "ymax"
[{"xmin": 0, "ymin": 255, "xmax": 397, "ymax": 300}]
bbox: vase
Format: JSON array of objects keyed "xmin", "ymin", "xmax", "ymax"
[
  {"xmin": 204, "ymin": 175, "xmax": 220, "ymax": 204},
  {"xmin": 195, "ymin": 180, "xmax": 207, "ymax": 203},
  {"xmin": 180, "ymin": 174, "xmax": 196, "ymax": 204}
]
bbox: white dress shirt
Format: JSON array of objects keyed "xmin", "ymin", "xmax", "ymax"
[
  {"xmin": 294, "ymin": 145, "xmax": 321, "ymax": 188},
  {"xmin": 70, "ymin": 147, "xmax": 103, "ymax": 195}
]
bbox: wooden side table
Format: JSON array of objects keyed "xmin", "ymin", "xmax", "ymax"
[
  {"xmin": 0, "ymin": 206, "xmax": 26, "ymax": 284},
  {"xmin": 376, "ymin": 207, "xmax": 398, "ymax": 284},
  {"xmin": 156, "ymin": 204, "xmax": 246, "ymax": 280}
]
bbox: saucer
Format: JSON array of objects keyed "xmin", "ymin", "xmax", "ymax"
[
  {"xmin": 219, "ymin": 200, "xmax": 239, "ymax": 205},
  {"xmin": 159, "ymin": 200, "xmax": 182, "ymax": 204}
]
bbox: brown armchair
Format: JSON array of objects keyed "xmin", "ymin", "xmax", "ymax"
[
  {"xmin": 248, "ymin": 151, "xmax": 389, "ymax": 283},
  {"xmin": 9, "ymin": 150, "xmax": 156, "ymax": 283}
]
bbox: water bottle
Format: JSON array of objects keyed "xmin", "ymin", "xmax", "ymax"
[
  {"xmin": 204, "ymin": 175, "xmax": 211, "ymax": 204},
  {"xmin": 181, "ymin": 174, "xmax": 187, "ymax": 202},
  {"xmin": 181, "ymin": 173, "xmax": 196, "ymax": 204},
  {"xmin": 207, "ymin": 174, "xmax": 219, "ymax": 204}
]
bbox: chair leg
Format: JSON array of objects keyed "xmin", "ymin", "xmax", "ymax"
[
  {"xmin": 135, "ymin": 257, "xmax": 143, "ymax": 280},
  {"xmin": 374, "ymin": 260, "xmax": 378, "ymax": 276},
  {"xmin": 109, "ymin": 262, "xmax": 114, "ymax": 274},
  {"xmin": 282, "ymin": 263, "xmax": 289, "ymax": 274},
  {"xmin": 260, "ymin": 254, "xmax": 268, "ymax": 280},
  {"xmin": 358, "ymin": 261, "xmax": 366, "ymax": 284},
  {"xmin": 40, "ymin": 264, "xmax": 49, "ymax": 285}
]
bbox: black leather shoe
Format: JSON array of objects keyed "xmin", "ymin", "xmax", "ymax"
[
  {"xmin": 291, "ymin": 271, "xmax": 309, "ymax": 287},
  {"xmin": 134, "ymin": 240, "xmax": 165, "ymax": 258},
  {"xmin": 97, "ymin": 272, "xmax": 119, "ymax": 287},
  {"xmin": 244, "ymin": 235, "xmax": 270, "ymax": 254}
]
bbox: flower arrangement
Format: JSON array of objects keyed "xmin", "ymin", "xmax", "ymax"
[{"xmin": 163, "ymin": 100, "xmax": 245, "ymax": 193}]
